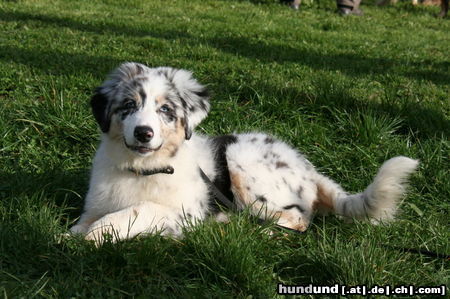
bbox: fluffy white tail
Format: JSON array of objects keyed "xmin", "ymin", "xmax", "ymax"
[{"xmin": 317, "ymin": 156, "xmax": 419, "ymax": 222}]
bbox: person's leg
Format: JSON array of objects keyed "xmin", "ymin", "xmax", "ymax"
[{"xmin": 438, "ymin": 0, "xmax": 449, "ymax": 18}]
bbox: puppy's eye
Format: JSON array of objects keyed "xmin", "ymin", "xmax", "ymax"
[
  {"xmin": 122, "ymin": 100, "xmax": 136, "ymax": 110},
  {"xmin": 159, "ymin": 105, "xmax": 171, "ymax": 113}
]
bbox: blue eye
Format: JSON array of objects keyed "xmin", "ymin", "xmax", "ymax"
[{"xmin": 159, "ymin": 105, "xmax": 171, "ymax": 113}]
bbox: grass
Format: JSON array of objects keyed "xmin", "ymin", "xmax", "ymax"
[{"xmin": 0, "ymin": 0, "xmax": 449, "ymax": 297}]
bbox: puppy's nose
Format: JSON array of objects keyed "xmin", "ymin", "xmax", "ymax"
[{"xmin": 134, "ymin": 126, "xmax": 154, "ymax": 143}]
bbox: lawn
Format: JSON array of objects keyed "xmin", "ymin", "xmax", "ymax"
[{"xmin": 0, "ymin": 0, "xmax": 449, "ymax": 297}]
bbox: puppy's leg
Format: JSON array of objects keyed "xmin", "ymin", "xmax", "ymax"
[
  {"xmin": 84, "ymin": 202, "xmax": 182, "ymax": 245},
  {"xmin": 70, "ymin": 212, "xmax": 103, "ymax": 234},
  {"xmin": 228, "ymin": 169, "xmax": 312, "ymax": 232}
]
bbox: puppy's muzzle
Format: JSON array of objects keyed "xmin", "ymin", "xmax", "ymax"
[{"xmin": 134, "ymin": 126, "xmax": 154, "ymax": 143}]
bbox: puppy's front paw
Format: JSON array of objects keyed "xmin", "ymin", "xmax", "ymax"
[
  {"xmin": 56, "ymin": 224, "xmax": 88, "ymax": 244},
  {"xmin": 69, "ymin": 224, "xmax": 89, "ymax": 235}
]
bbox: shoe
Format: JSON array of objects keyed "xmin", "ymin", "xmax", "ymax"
[{"xmin": 338, "ymin": 6, "xmax": 364, "ymax": 16}]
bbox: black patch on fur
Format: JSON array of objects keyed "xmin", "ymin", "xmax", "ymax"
[
  {"xmin": 256, "ymin": 195, "xmax": 267, "ymax": 203},
  {"xmin": 91, "ymin": 88, "xmax": 111, "ymax": 133},
  {"xmin": 276, "ymin": 161, "xmax": 289, "ymax": 169},
  {"xmin": 250, "ymin": 137, "xmax": 257, "ymax": 143},
  {"xmin": 138, "ymin": 84, "xmax": 146, "ymax": 105},
  {"xmin": 283, "ymin": 204, "xmax": 305, "ymax": 213},
  {"xmin": 179, "ymin": 96, "xmax": 188, "ymax": 109},
  {"xmin": 264, "ymin": 137, "xmax": 275, "ymax": 144},
  {"xmin": 177, "ymin": 95, "xmax": 194, "ymax": 141},
  {"xmin": 180, "ymin": 117, "xmax": 192, "ymax": 140},
  {"xmin": 136, "ymin": 64, "xmax": 145, "ymax": 73},
  {"xmin": 297, "ymin": 186, "xmax": 304, "ymax": 198},
  {"xmin": 120, "ymin": 109, "xmax": 136, "ymax": 120},
  {"xmin": 194, "ymin": 88, "xmax": 209, "ymax": 99},
  {"xmin": 117, "ymin": 98, "xmax": 138, "ymax": 120},
  {"xmin": 157, "ymin": 68, "xmax": 174, "ymax": 84},
  {"xmin": 207, "ymin": 135, "xmax": 238, "ymax": 213},
  {"xmin": 362, "ymin": 194, "xmax": 374, "ymax": 210},
  {"xmin": 198, "ymin": 95, "xmax": 208, "ymax": 111}
]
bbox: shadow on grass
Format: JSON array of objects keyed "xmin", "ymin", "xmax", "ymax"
[
  {"xmin": 0, "ymin": 10, "xmax": 190, "ymax": 40},
  {"xmin": 0, "ymin": 44, "xmax": 122, "ymax": 78},
  {"xmin": 0, "ymin": 219, "xmax": 187, "ymax": 296},
  {"xmin": 0, "ymin": 10, "xmax": 190, "ymax": 77},
  {"xmin": 1, "ymin": 46, "xmax": 447, "ymax": 139},
  {"xmin": 0, "ymin": 204, "xmax": 339, "ymax": 296},
  {"xmin": 221, "ymin": 78, "xmax": 450, "ymax": 139},
  {"xmin": 2, "ymin": 10, "xmax": 449, "ymax": 84},
  {"xmin": 0, "ymin": 168, "xmax": 88, "ymax": 220},
  {"xmin": 207, "ymin": 36, "xmax": 450, "ymax": 86},
  {"xmin": 1, "ymin": 10, "xmax": 448, "ymax": 139}
]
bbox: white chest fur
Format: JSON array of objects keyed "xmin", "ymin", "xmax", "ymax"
[{"xmin": 84, "ymin": 134, "xmax": 216, "ymax": 218}]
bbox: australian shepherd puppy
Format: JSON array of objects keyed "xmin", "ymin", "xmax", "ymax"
[{"xmin": 70, "ymin": 62, "xmax": 418, "ymax": 244}]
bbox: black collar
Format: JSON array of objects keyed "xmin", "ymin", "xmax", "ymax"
[{"xmin": 128, "ymin": 166, "xmax": 174, "ymax": 176}]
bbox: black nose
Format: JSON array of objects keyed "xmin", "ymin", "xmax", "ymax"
[{"xmin": 134, "ymin": 126, "xmax": 154, "ymax": 143}]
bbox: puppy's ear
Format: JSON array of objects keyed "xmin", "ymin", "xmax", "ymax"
[
  {"xmin": 91, "ymin": 62, "xmax": 148, "ymax": 133},
  {"xmin": 91, "ymin": 87, "xmax": 111, "ymax": 133},
  {"xmin": 108, "ymin": 62, "xmax": 147, "ymax": 83},
  {"xmin": 159, "ymin": 68, "xmax": 210, "ymax": 140}
]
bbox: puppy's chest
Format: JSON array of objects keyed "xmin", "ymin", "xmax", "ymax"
[{"xmin": 108, "ymin": 173, "xmax": 208, "ymax": 211}]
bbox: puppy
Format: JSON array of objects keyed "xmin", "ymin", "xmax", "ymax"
[{"xmin": 70, "ymin": 62, "xmax": 418, "ymax": 244}]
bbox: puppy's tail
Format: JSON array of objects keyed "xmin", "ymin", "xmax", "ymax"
[{"xmin": 316, "ymin": 156, "xmax": 418, "ymax": 223}]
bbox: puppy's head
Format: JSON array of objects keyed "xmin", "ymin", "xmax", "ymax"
[{"xmin": 91, "ymin": 62, "xmax": 210, "ymax": 157}]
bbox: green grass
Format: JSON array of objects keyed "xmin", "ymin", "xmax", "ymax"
[{"xmin": 1, "ymin": 0, "xmax": 449, "ymax": 297}]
